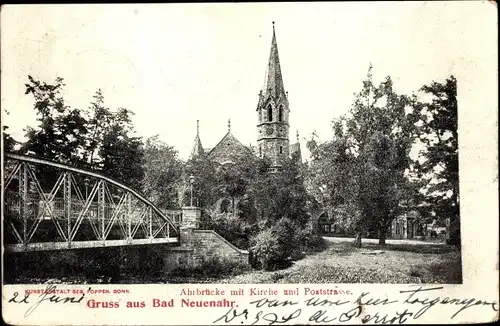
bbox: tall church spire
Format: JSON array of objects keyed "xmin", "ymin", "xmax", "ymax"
[
  {"xmin": 256, "ymin": 22, "xmax": 290, "ymax": 168},
  {"xmin": 262, "ymin": 22, "xmax": 286, "ymax": 101}
]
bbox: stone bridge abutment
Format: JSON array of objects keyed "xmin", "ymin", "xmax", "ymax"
[{"xmin": 162, "ymin": 206, "xmax": 250, "ymax": 272}]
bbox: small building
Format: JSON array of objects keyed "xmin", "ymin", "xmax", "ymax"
[
  {"xmin": 389, "ymin": 210, "xmax": 421, "ymax": 239},
  {"xmin": 317, "ymin": 212, "xmax": 336, "ymax": 235}
]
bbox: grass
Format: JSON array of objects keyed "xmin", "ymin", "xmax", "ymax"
[{"xmin": 216, "ymin": 237, "xmax": 462, "ymax": 284}]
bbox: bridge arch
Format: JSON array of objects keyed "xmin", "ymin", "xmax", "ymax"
[{"xmin": 3, "ymin": 152, "xmax": 179, "ymax": 252}]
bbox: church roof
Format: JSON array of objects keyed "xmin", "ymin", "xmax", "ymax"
[
  {"xmin": 261, "ymin": 22, "xmax": 287, "ymax": 104},
  {"xmin": 206, "ymin": 131, "xmax": 253, "ymax": 164},
  {"xmin": 205, "ymin": 120, "xmax": 253, "ymax": 164}
]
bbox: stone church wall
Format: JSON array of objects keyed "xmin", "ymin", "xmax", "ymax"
[{"xmin": 259, "ymin": 138, "xmax": 290, "ymax": 161}]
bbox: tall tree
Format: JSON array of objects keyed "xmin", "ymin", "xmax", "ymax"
[
  {"xmin": 347, "ymin": 65, "xmax": 419, "ymax": 245},
  {"xmin": 22, "ymin": 76, "xmax": 88, "ymax": 167},
  {"xmin": 21, "ymin": 76, "xmax": 88, "ymax": 191},
  {"xmin": 308, "ymin": 65, "xmax": 419, "ymax": 246},
  {"xmin": 219, "ymin": 154, "xmax": 261, "ymax": 216},
  {"xmin": 22, "ymin": 77, "xmax": 147, "ymax": 191},
  {"xmin": 83, "ymin": 89, "xmax": 114, "ymax": 169},
  {"xmin": 416, "ymin": 76, "xmax": 460, "ymax": 246},
  {"xmin": 248, "ymin": 157, "xmax": 310, "ymax": 229},
  {"xmin": 99, "ymin": 108, "xmax": 144, "ymax": 190},
  {"xmin": 142, "ymin": 135, "xmax": 183, "ymax": 208},
  {"xmin": 183, "ymin": 157, "xmax": 223, "ymax": 208},
  {"xmin": 306, "ymin": 121, "xmax": 363, "ymax": 243}
]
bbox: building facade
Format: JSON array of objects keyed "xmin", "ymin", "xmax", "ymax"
[{"xmin": 389, "ymin": 210, "xmax": 420, "ymax": 239}]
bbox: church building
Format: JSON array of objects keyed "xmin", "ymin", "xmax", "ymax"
[{"xmin": 189, "ymin": 23, "xmax": 301, "ymax": 168}]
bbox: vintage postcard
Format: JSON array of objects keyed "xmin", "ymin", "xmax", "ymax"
[{"xmin": 1, "ymin": 2, "xmax": 498, "ymax": 325}]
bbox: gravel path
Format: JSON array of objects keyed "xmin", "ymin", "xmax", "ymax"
[
  {"xmin": 216, "ymin": 236, "xmax": 461, "ymax": 284},
  {"xmin": 323, "ymin": 236, "xmax": 447, "ymax": 246}
]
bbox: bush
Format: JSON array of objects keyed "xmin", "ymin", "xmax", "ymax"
[
  {"xmin": 295, "ymin": 226, "xmax": 326, "ymax": 252},
  {"xmin": 250, "ymin": 217, "xmax": 307, "ymax": 271},
  {"xmin": 199, "ymin": 211, "xmax": 255, "ymax": 249},
  {"xmin": 273, "ymin": 217, "xmax": 300, "ymax": 258},
  {"xmin": 250, "ymin": 228, "xmax": 283, "ymax": 271}
]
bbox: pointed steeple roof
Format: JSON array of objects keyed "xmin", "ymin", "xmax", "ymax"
[
  {"xmin": 190, "ymin": 120, "xmax": 204, "ymax": 159},
  {"xmin": 262, "ymin": 22, "xmax": 287, "ymax": 101}
]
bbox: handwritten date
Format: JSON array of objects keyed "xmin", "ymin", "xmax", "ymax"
[{"xmin": 8, "ymin": 284, "xmax": 85, "ymax": 317}]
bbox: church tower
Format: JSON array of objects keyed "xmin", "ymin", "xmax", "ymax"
[{"xmin": 256, "ymin": 22, "xmax": 290, "ymax": 167}]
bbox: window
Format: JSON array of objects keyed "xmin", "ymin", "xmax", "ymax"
[
  {"xmin": 268, "ymin": 104, "xmax": 273, "ymax": 121},
  {"xmin": 280, "ymin": 146, "xmax": 283, "ymax": 154},
  {"xmin": 220, "ymin": 199, "xmax": 231, "ymax": 213},
  {"xmin": 278, "ymin": 105, "xmax": 283, "ymax": 122},
  {"xmin": 259, "ymin": 146, "xmax": 262, "ymax": 156}
]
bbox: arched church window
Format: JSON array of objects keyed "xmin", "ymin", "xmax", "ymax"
[
  {"xmin": 280, "ymin": 146, "xmax": 283, "ymax": 154},
  {"xmin": 278, "ymin": 105, "xmax": 283, "ymax": 122},
  {"xmin": 268, "ymin": 104, "xmax": 273, "ymax": 122},
  {"xmin": 220, "ymin": 198, "xmax": 231, "ymax": 213}
]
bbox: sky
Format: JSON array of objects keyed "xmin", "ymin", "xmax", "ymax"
[{"xmin": 1, "ymin": 2, "xmax": 497, "ymax": 161}]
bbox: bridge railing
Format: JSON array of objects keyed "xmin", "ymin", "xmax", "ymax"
[{"xmin": 3, "ymin": 152, "xmax": 180, "ymax": 252}]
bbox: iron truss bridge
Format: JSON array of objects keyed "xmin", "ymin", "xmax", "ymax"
[{"xmin": 3, "ymin": 152, "xmax": 181, "ymax": 253}]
